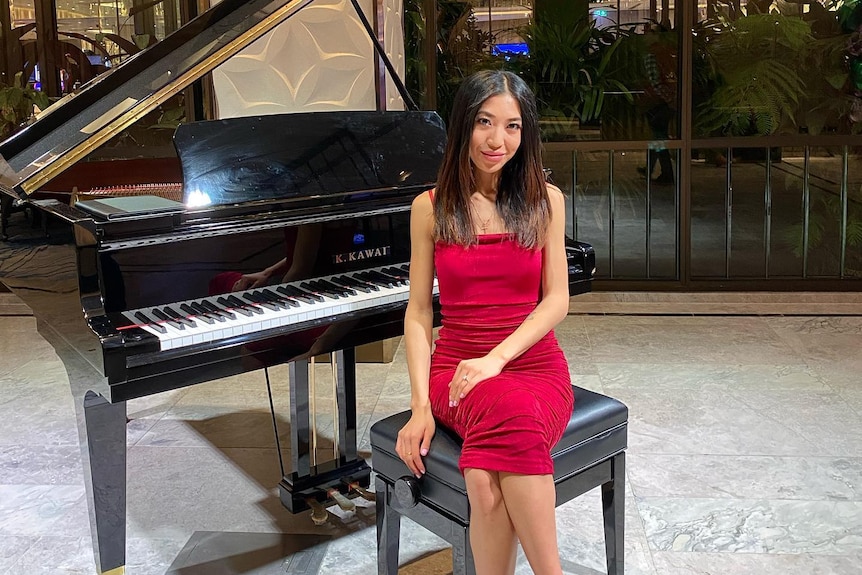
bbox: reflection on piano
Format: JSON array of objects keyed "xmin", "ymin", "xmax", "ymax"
[{"xmin": 0, "ymin": 2, "xmax": 595, "ymax": 574}]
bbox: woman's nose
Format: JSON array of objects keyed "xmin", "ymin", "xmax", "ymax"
[{"xmin": 487, "ymin": 131, "xmax": 503, "ymax": 149}]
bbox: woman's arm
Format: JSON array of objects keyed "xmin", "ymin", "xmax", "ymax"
[
  {"xmin": 396, "ymin": 190, "xmax": 437, "ymax": 476},
  {"xmin": 447, "ymin": 184, "xmax": 570, "ymax": 405}
]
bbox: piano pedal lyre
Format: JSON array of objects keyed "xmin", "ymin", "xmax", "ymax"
[
  {"xmin": 305, "ymin": 497, "xmax": 330, "ymax": 526},
  {"xmin": 346, "ymin": 480, "xmax": 376, "ymax": 502}
]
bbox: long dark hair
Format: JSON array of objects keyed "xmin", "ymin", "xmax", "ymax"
[{"xmin": 434, "ymin": 70, "xmax": 549, "ymax": 248}]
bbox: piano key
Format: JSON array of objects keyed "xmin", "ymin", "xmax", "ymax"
[
  {"xmin": 150, "ymin": 308, "xmax": 185, "ymax": 330},
  {"xmin": 202, "ymin": 299, "xmax": 236, "ymax": 319},
  {"xmin": 134, "ymin": 311, "xmax": 167, "ymax": 334},
  {"xmin": 261, "ymin": 288, "xmax": 300, "ymax": 308},
  {"xmin": 276, "ymin": 285, "xmax": 315, "ymax": 304},
  {"xmin": 122, "ymin": 263, "xmax": 439, "ymax": 352},
  {"xmin": 215, "ymin": 296, "xmax": 251, "ymax": 317},
  {"xmin": 180, "ymin": 303, "xmax": 214, "ymax": 325},
  {"xmin": 163, "ymin": 306, "xmax": 197, "ymax": 327},
  {"xmin": 191, "ymin": 301, "xmax": 225, "ymax": 321},
  {"xmin": 243, "ymin": 292, "xmax": 279, "ymax": 311},
  {"xmin": 225, "ymin": 295, "xmax": 263, "ymax": 315}
]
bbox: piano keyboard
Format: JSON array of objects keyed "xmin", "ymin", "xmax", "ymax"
[{"xmin": 121, "ymin": 263, "xmax": 436, "ymax": 351}]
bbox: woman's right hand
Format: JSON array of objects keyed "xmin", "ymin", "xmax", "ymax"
[
  {"xmin": 232, "ymin": 271, "xmax": 270, "ymax": 291},
  {"xmin": 396, "ymin": 405, "xmax": 435, "ymax": 477}
]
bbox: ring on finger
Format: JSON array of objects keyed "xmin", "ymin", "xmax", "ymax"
[{"xmin": 462, "ymin": 375, "xmax": 468, "ymax": 381}]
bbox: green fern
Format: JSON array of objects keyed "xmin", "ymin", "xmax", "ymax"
[{"xmin": 696, "ymin": 13, "xmax": 812, "ymax": 136}]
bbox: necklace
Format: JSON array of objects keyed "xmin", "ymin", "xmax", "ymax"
[{"xmin": 471, "ymin": 203, "xmax": 496, "ymax": 233}]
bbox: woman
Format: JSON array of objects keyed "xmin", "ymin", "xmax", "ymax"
[{"xmin": 396, "ymin": 69, "xmax": 573, "ymax": 575}]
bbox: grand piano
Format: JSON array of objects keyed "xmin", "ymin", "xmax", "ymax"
[{"xmin": 0, "ymin": 0, "xmax": 596, "ymax": 573}]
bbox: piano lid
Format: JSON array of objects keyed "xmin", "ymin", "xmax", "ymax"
[
  {"xmin": 175, "ymin": 111, "xmax": 445, "ymax": 208},
  {"xmin": 0, "ymin": 0, "xmax": 316, "ymax": 198}
]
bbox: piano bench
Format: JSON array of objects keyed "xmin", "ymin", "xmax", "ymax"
[{"xmin": 369, "ymin": 385, "xmax": 628, "ymax": 575}]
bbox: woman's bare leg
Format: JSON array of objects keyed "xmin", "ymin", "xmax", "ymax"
[
  {"xmin": 500, "ymin": 472, "xmax": 562, "ymax": 575},
  {"xmin": 464, "ymin": 468, "xmax": 518, "ymax": 575}
]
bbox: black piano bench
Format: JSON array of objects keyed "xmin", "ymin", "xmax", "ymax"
[{"xmin": 370, "ymin": 385, "xmax": 628, "ymax": 575}]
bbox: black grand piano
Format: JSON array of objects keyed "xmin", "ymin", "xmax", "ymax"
[{"xmin": 0, "ymin": 1, "xmax": 595, "ymax": 573}]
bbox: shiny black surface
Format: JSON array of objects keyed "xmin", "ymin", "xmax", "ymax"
[
  {"xmin": 176, "ymin": 112, "xmax": 445, "ymax": 208},
  {"xmin": 0, "ymin": 0, "xmax": 314, "ymax": 196},
  {"xmin": 371, "ymin": 387, "xmax": 627, "ymax": 575}
]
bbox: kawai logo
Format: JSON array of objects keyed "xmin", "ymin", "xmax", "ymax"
[{"xmin": 333, "ymin": 246, "xmax": 391, "ymax": 264}]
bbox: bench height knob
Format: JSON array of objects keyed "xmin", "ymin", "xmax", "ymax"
[{"xmin": 394, "ymin": 476, "xmax": 421, "ymax": 508}]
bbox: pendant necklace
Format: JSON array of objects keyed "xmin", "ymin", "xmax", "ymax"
[{"xmin": 472, "ymin": 205, "xmax": 495, "ymax": 233}]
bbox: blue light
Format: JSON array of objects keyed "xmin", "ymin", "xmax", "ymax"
[
  {"xmin": 493, "ymin": 43, "xmax": 529, "ymax": 56},
  {"xmin": 594, "ymin": 9, "xmax": 608, "ymax": 17}
]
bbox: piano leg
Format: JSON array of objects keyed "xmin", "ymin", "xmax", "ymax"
[
  {"xmin": 289, "ymin": 359, "xmax": 312, "ymax": 477},
  {"xmin": 76, "ymin": 391, "xmax": 127, "ymax": 575},
  {"xmin": 278, "ymin": 348, "xmax": 371, "ymax": 513}
]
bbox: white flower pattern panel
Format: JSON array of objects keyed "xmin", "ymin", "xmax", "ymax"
[{"xmin": 212, "ymin": 0, "xmax": 405, "ymax": 118}]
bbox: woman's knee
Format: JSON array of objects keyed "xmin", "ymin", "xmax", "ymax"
[{"xmin": 464, "ymin": 468, "xmax": 504, "ymax": 515}]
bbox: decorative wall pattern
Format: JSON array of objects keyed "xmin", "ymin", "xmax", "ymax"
[{"xmin": 212, "ymin": 0, "xmax": 405, "ymax": 118}]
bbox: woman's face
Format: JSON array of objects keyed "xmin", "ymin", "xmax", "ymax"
[{"xmin": 468, "ymin": 93, "xmax": 522, "ymax": 180}]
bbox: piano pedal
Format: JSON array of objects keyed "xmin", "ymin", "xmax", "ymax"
[
  {"xmin": 326, "ymin": 488, "xmax": 356, "ymax": 512},
  {"xmin": 305, "ymin": 498, "xmax": 330, "ymax": 526},
  {"xmin": 346, "ymin": 481, "xmax": 376, "ymax": 502}
]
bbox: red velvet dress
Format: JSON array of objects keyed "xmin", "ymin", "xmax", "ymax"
[{"xmin": 429, "ymin": 233, "xmax": 573, "ymax": 475}]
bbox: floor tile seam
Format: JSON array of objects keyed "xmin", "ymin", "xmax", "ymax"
[
  {"xmin": 648, "ymin": 549, "xmax": 862, "ymax": 558},
  {"xmin": 626, "ymin": 450, "xmax": 862, "ymax": 459},
  {"xmin": 626, "ymin": 484, "xmax": 662, "ymax": 573},
  {"xmin": 0, "ymin": 536, "xmax": 42, "ymax": 575},
  {"xmin": 633, "ymin": 495, "xmax": 862, "ymax": 505},
  {"xmin": 127, "ymin": 444, "xmax": 280, "ymax": 452}
]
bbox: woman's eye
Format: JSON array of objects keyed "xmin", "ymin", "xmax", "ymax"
[
  {"xmin": 477, "ymin": 117, "xmax": 491, "ymax": 126},
  {"xmin": 508, "ymin": 123, "xmax": 522, "ymax": 130}
]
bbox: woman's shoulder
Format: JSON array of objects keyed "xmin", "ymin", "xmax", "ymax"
[
  {"xmin": 545, "ymin": 183, "xmax": 566, "ymax": 208},
  {"xmin": 412, "ymin": 189, "xmax": 435, "ymax": 211}
]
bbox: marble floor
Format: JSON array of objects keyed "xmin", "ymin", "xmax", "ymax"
[{"xmin": 1, "ymin": 291, "xmax": 862, "ymax": 574}]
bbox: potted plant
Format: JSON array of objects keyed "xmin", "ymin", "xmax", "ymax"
[{"xmin": 0, "ymin": 72, "xmax": 50, "ymax": 140}]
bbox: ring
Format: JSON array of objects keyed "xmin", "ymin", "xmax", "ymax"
[
  {"xmin": 407, "ymin": 451, "xmax": 412, "ymax": 455},
  {"xmin": 462, "ymin": 375, "xmax": 468, "ymax": 381}
]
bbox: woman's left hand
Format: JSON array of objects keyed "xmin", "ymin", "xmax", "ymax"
[{"xmin": 448, "ymin": 354, "xmax": 506, "ymax": 407}]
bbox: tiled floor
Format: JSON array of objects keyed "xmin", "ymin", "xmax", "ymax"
[{"xmin": 1, "ymin": 291, "xmax": 862, "ymax": 574}]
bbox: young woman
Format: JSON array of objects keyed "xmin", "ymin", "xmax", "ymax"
[{"xmin": 396, "ymin": 70, "xmax": 573, "ymax": 575}]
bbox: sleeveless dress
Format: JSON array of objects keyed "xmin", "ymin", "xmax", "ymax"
[{"xmin": 429, "ymin": 223, "xmax": 574, "ymax": 476}]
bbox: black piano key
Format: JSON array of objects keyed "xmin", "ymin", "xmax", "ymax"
[
  {"xmin": 333, "ymin": 275, "xmax": 375, "ymax": 292},
  {"xmin": 276, "ymin": 285, "xmax": 315, "ymax": 304},
  {"xmin": 376, "ymin": 268, "xmax": 407, "ymax": 285},
  {"xmin": 289, "ymin": 284, "xmax": 325, "ymax": 302},
  {"xmin": 163, "ymin": 306, "xmax": 197, "ymax": 327},
  {"xmin": 302, "ymin": 281, "xmax": 340, "ymax": 299},
  {"xmin": 226, "ymin": 295, "xmax": 263, "ymax": 315},
  {"xmin": 253, "ymin": 289, "xmax": 291, "ymax": 310},
  {"xmin": 381, "ymin": 266, "xmax": 407, "ymax": 280},
  {"xmin": 181, "ymin": 303, "xmax": 214, "ymax": 325},
  {"xmin": 262, "ymin": 288, "xmax": 299, "ymax": 308},
  {"xmin": 367, "ymin": 270, "xmax": 399, "ymax": 287},
  {"xmin": 134, "ymin": 311, "xmax": 167, "ymax": 334},
  {"xmin": 318, "ymin": 279, "xmax": 355, "ymax": 296},
  {"xmin": 202, "ymin": 299, "xmax": 236, "ymax": 319},
  {"xmin": 243, "ymin": 293, "xmax": 278, "ymax": 311},
  {"xmin": 191, "ymin": 301, "xmax": 226, "ymax": 322},
  {"xmin": 216, "ymin": 297, "xmax": 253, "ymax": 317},
  {"xmin": 356, "ymin": 271, "xmax": 392, "ymax": 288},
  {"xmin": 151, "ymin": 308, "xmax": 184, "ymax": 330}
]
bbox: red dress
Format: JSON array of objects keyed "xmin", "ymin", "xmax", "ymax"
[{"xmin": 429, "ymin": 233, "xmax": 574, "ymax": 475}]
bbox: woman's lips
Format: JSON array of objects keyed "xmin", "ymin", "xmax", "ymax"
[{"xmin": 482, "ymin": 151, "xmax": 505, "ymax": 162}]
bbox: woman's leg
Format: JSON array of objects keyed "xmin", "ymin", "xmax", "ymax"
[
  {"xmin": 500, "ymin": 472, "xmax": 563, "ymax": 575},
  {"xmin": 463, "ymin": 468, "xmax": 518, "ymax": 575}
]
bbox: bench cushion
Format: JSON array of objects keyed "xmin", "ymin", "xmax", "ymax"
[{"xmin": 370, "ymin": 386, "xmax": 628, "ymax": 524}]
